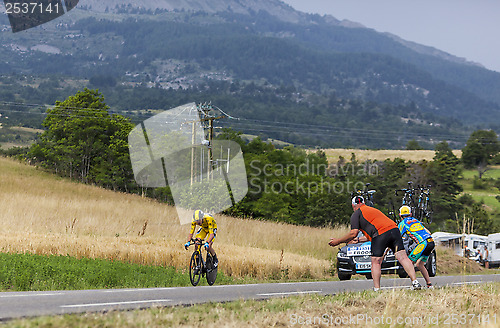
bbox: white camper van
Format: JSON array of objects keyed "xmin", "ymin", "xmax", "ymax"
[
  {"xmin": 486, "ymin": 233, "xmax": 500, "ymax": 267},
  {"xmin": 432, "ymin": 232, "xmax": 463, "ymax": 255},
  {"xmin": 463, "ymin": 234, "xmax": 488, "ymax": 261}
]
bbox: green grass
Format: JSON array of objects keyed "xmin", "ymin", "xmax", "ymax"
[
  {"xmin": 460, "ymin": 167, "xmax": 500, "ymax": 208},
  {"xmin": 459, "ymin": 166, "xmax": 500, "ymax": 230},
  {"xmin": 461, "ymin": 166, "xmax": 500, "ymax": 180},
  {"xmin": 0, "ymin": 253, "xmax": 234, "ymax": 291}
]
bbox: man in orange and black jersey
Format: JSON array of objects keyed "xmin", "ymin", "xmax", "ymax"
[
  {"xmin": 184, "ymin": 210, "xmax": 218, "ymax": 267},
  {"xmin": 329, "ymin": 196, "xmax": 421, "ymax": 291}
]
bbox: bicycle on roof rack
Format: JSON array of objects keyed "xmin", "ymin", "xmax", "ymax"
[
  {"xmin": 394, "ymin": 182, "xmax": 433, "ymax": 224},
  {"xmin": 395, "ymin": 181, "xmax": 417, "ymax": 215},
  {"xmin": 351, "ymin": 183, "xmax": 376, "ymax": 207},
  {"xmin": 416, "ymin": 185, "xmax": 433, "ymax": 224}
]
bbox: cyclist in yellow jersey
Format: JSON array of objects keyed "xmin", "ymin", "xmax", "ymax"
[{"xmin": 184, "ymin": 210, "xmax": 218, "ymax": 267}]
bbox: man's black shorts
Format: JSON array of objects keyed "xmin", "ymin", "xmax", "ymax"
[{"xmin": 371, "ymin": 228, "xmax": 405, "ymax": 257}]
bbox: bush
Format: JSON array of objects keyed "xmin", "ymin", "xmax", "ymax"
[{"xmin": 472, "ymin": 176, "xmax": 488, "ymax": 190}]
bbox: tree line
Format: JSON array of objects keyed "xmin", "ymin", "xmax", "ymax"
[{"xmin": 7, "ymin": 89, "xmax": 499, "ymax": 233}]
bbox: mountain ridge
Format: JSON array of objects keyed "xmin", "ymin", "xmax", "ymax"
[
  {"xmin": 0, "ymin": 0, "xmax": 499, "ymax": 148},
  {"xmin": 78, "ymin": 0, "xmax": 481, "ymax": 70}
]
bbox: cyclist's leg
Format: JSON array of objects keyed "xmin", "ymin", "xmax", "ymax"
[
  {"xmin": 195, "ymin": 229, "xmax": 208, "ymax": 242},
  {"xmin": 209, "ymin": 230, "xmax": 218, "ymax": 265},
  {"xmin": 370, "ymin": 256, "xmax": 383, "ymax": 289},
  {"xmin": 415, "ymin": 241, "xmax": 434, "ymax": 285},
  {"xmin": 384, "ymin": 229, "xmax": 417, "ymax": 282},
  {"xmin": 415, "ymin": 259, "xmax": 431, "ymax": 285},
  {"xmin": 207, "ymin": 230, "xmax": 217, "ymax": 255},
  {"xmin": 409, "ymin": 241, "xmax": 431, "ymax": 284}
]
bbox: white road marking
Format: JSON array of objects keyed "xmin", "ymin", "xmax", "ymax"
[
  {"xmin": 451, "ymin": 281, "xmax": 482, "ymax": 285},
  {"xmin": 0, "ymin": 293, "xmax": 63, "ymax": 298},
  {"xmin": 102, "ymin": 287, "xmax": 178, "ymax": 293},
  {"xmin": 257, "ymin": 291, "xmax": 322, "ymax": 296},
  {"xmin": 61, "ymin": 299, "xmax": 172, "ymax": 308},
  {"xmin": 380, "ymin": 286, "xmax": 408, "ymax": 290}
]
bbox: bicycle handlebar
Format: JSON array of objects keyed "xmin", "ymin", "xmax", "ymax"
[{"xmin": 185, "ymin": 238, "xmax": 206, "ymax": 250}]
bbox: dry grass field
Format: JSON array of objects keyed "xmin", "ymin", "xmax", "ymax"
[
  {"xmin": 0, "ymin": 156, "xmax": 488, "ymax": 282},
  {"xmin": 0, "ymin": 157, "xmax": 346, "ymax": 280},
  {"xmin": 319, "ymin": 148, "xmax": 462, "ymax": 164}
]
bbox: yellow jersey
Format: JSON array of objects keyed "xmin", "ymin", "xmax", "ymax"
[{"xmin": 190, "ymin": 214, "xmax": 217, "ymax": 235}]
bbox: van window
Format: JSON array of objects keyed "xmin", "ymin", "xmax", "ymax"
[
  {"xmin": 474, "ymin": 241, "xmax": 485, "ymax": 248},
  {"xmin": 496, "ymin": 243, "xmax": 500, "ymax": 250}
]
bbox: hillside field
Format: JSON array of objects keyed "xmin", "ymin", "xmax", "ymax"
[
  {"xmin": 1, "ymin": 155, "xmax": 499, "ymax": 326},
  {"xmin": 0, "ymin": 156, "xmax": 342, "ymax": 281},
  {"xmin": 0, "ymin": 155, "xmax": 490, "ymax": 282},
  {"xmin": 321, "ymin": 148, "xmax": 462, "ymax": 163}
]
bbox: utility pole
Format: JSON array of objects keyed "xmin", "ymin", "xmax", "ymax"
[
  {"xmin": 190, "ymin": 121, "xmax": 196, "ymax": 185},
  {"xmin": 187, "ymin": 102, "xmax": 225, "ymax": 185}
]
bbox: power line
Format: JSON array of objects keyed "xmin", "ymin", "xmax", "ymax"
[
  {"xmin": 1, "ymin": 101, "xmax": 489, "ymax": 144},
  {"xmin": 215, "ymin": 126, "xmax": 468, "ymax": 143},
  {"xmin": 217, "ymin": 120, "xmax": 470, "ymax": 142}
]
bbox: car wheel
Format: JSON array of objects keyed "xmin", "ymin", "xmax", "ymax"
[
  {"xmin": 338, "ymin": 272, "xmax": 352, "ymax": 280},
  {"xmin": 425, "ymin": 251, "xmax": 437, "ymax": 277}
]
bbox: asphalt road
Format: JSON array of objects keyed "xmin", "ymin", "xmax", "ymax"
[{"xmin": 0, "ymin": 274, "xmax": 499, "ymax": 320}]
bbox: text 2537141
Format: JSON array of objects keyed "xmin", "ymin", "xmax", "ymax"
[{"xmin": 5, "ymin": 2, "xmax": 61, "ymax": 15}]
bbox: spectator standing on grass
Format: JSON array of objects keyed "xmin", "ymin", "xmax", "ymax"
[
  {"xmin": 329, "ymin": 196, "xmax": 422, "ymax": 291},
  {"xmin": 483, "ymin": 245, "xmax": 490, "ymax": 269},
  {"xmin": 397, "ymin": 206, "xmax": 435, "ymax": 289}
]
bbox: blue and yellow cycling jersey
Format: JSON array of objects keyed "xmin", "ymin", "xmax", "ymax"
[
  {"xmin": 190, "ymin": 214, "xmax": 217, "ymax": 235},
  {"xmin": 398, "ymin": 217, "xmax": 432, "ymax": 244}
]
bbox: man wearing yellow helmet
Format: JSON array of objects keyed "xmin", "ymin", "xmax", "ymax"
[
  {"xmin": 398, "ymin": 205, "xmax": 434, "ymax": 288},
  {"xmin": 184, "ymin": 210, "xmax": 218, "ymax": 267}
]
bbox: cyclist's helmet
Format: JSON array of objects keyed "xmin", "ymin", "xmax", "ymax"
[
  {"xmin": 351, "ymin": 196, "xmax": 365, "ymax": 205},
  {"xmin": 399, "ymin": 205, "xmax": 411, "ymax": 217},
  {"xmin": 193, "ymin": 210, "xmax": 205, "ymax": 223}
]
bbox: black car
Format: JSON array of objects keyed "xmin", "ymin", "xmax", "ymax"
[{"xmin": 336, "ymin": 238, "xmax": 437, "ymax": 280}]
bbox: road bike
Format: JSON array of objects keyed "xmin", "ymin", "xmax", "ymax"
[
  {"xmin": 416, "ymin": 185, "xmax": 433, "ymax": 223},
  {"xmin": 186, "ymin": 238, "xmax": 218, "ymax": 286},
  {"xmin": 395, "ymin": 182, "xmax": 433, "ymax": 224},
  {"xmin": 351, "ymin": 183, "xmax": 376, "ymax": 207},
  {"xmin": 395, "ymin": 181, "xmax": 418, "ymax": 218}
]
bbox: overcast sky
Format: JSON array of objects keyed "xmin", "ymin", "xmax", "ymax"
[{"xmin": 282, "ymin": 0, "xmax": 500, "ymax": 73}]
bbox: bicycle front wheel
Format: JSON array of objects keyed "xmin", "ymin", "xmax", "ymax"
[
  {"xmin": 424, "ymin": 200, "xmax": 433, "ymax": 224},
  {"xmin": 190, "ymin": 251, "xmax": 202, "ymax": 286}
]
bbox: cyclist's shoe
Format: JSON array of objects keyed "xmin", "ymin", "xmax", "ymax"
[
  {"xmin": 411, "ymin": 280, "xmax": 422, "ymax": 290},
  {"xmin": 373, "ymin": 287, "xmax": 380, "ymax": 292},
  {"xmin": 427, "ymin": 283, "xmax": 434, "ymax": 289}
]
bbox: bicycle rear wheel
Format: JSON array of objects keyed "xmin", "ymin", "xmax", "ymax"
[
  {"xmin": 424, "ymin": 200, "xmax": 433, "ymax": 224},
  {"xmin": 190, "ymin": 251, "xmax": 202, "ymax": 286},
  {"xmin": 205, "ymin": 253, "xmax": 218, "ymax": 286}
]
